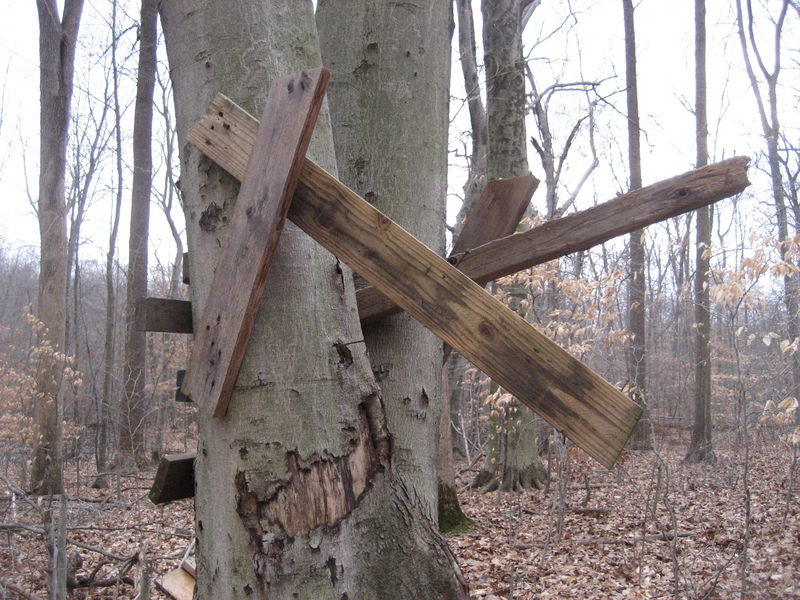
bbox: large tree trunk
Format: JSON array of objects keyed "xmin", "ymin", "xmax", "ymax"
[
  {"xmin": 317, "ymin": 0, "xmax": 451, "ymax": 521},
  {"xmin": 472, "ymin": 0, "xmax": 547, "ymax": 491},
  {"xmin": 686, "ymin": 0, "xmax": 716, "ymax": 464},
  {"xmin": 119, "ymin": 0, "xmax": 158, "ymax": 468},
  {"xmin": 32, "ymin": 0, "xmax": 84, "ymax": 496},
  {"xmin": 622, "ymin": 0, "xmax": 651, "ymax": 450},
  {"xmin": 160, "ymin": 2, "xmax": 467, "ymax": 598}
]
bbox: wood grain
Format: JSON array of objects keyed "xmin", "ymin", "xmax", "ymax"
[
  {"xmin": 189, "ymin": 95, "xmax": 643, "ymax": 468},
  {"xmin": 182, "ymin": 69, "xmax": 329, "ymax": 418}
]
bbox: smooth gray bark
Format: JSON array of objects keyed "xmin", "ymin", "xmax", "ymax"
[
  {"xmin": 317, "ymin": 0, "xmax": 452, "ymax": 518},
  {"xmin": 471, "ymin": 0, "xmax": 546, "ymax": 491},
  {"xmin": 161, "ymin": 1, "xmax": 467, "ymax": 597},
  {"xmin": 623, "ymin": 0, "xmax": 651, "ymax": 450}
]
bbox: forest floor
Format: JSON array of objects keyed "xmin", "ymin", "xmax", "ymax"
[{"xmin": 0, "ymin": 427, "xmax": 797, "ymax": 599}]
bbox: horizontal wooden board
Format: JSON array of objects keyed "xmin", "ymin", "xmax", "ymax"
[
  {"xmin": 133, "ymin": 297, "xmax": 193, "ymax": 334},
  {"xmin": 189, "ymin": 95, "xmax": 643, "ymax": 468},
  {"xmin": 356, "ymin": 156, "xmax": 750, "ymax": 323}
]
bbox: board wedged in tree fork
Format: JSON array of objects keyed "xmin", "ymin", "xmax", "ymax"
[
  {"xmin": 181, "ymin": 69, "xmax": 330, "ymax": 418},
  {"xmin": 188, "ymin": 95, "xmax": 642, "ymax": 469}
]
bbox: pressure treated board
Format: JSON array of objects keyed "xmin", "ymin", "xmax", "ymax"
[
  {"xmin": 149, "ymin": 452, "xmax": 196, "ymax": 504},
  {"xmin": 188, "ymin": 96, "xmax": 641, "ymax": 468},
  {"xmin": 359, "ymin": 175, "xmax": 538, "ymax": 326},
  {"xmin": 182, "ymin": 69, "xmax": 330, "ymax": 418}
]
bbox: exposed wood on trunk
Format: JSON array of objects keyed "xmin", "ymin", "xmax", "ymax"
[
  {"xmin": 188, "ymin": 96, "xmax": 642, "ymax": 469},
  {"xmin": 182, "ymin": 69, "xmax": 330, "ymax": 418}
]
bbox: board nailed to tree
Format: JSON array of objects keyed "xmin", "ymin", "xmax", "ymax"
[{"xmin": 184, "ymin": 93, "xmax": 646, "ymax": 469}]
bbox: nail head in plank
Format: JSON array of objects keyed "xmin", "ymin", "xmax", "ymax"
[{"xmin": 181, "ymin": 69, "xmax": 330, "ymax": 418}]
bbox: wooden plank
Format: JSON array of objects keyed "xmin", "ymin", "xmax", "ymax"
[
  {"xmin": 442, "ymin": 176, "xmax": 538, "ymax": 360},
  {"xmin": 155, "ymin": 567, "xmax": 195, "ymax": 600},
  {"xmin": 149, "ymin": 452, "xmax": 196, "ymax": 504},
  {"xmin": 189, "ymin": 97, "xmax": 641, "ymax": 468},
  {"xmin": 356, "ymin": 156, "xmax": 751, "ymax": 323},
  {"xmin": 455, "ymin": 156, "xmax": 751, "ymax": 287},
  {"xmin": 182, "ymin": 69, "xmax": 330, "ymax": 418},
  {"xmin": 134, "ymin": 297, "xmax": 193, "ymax": 334},
  {"xmin": 450, "ymin": 175, "xmax": 538, "ymax": 257},
  {"xmin": 358, "ymin": 176, "xmax": 538, "ymax": 326}
]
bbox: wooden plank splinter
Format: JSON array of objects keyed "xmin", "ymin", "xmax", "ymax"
[
  {"xmin": 182, "ymin": 69, "xmax": 330, "ymax": 418},
  {"xmin": 189, "ymin": 95, "xmax": 642, "ymax": 468}
]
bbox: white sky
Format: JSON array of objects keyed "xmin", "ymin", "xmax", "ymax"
[{"xmin": 1, "ymin": 0, "xmax": 797, "ymax": 269}]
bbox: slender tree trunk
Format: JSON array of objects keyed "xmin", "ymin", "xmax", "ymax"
[
  {"xmin": 32, "ymin": 0, "xmax": 85, "ymax": 496},
  {"xmin": 453, "ymin": 0, "xmax": 488, "ymax": 236},
  {"xmin": 119, "ymin": 0, "xmax": 158, "ymax": 468},
  {"xmin": 471, "ymin": 0, "xmax": 547, "ymax": 491},
  {"xmin": 686, "ymin": 0, "xmax": 716, "ymax": 464},
  {"xmin": 735, "ymin": 0, "xmax": 799, "ymax": 423},
  {"xmin": 622, "ymin": 0, "xmax": 651, "ymax": 450},
  {"xmin": 160, "ymin": 1, "xmax": 467, "ymax": 597}
]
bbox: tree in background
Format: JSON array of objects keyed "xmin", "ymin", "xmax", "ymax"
[
  {"xmin": 470, "ymin": 0, "xmax": 548, "ymax": 493},
  {"xmin": 32, "ymin": 0, "xmax": 85, "ymax": 496},
  {"xmin": 685, "ymin": 0, "xmax": 716, "ymax": 464},
  {"xmin": 622, "ymin": 0, "xmax": 651, "ymax": 450},
  {"xmin": 119, "ymin": 0, "xmax": 158, "ymax": 469},
  {"xmin": 735, "ymin": 0, "xmax": 799, "ymax": 425},
  {"xmin": 160, "ymin": 0, "xmax": 467, "ymax": 596}
]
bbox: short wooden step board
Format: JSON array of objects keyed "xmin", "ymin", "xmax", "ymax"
[
  {"xmin": 149, "ymin": 452, "xmax": 196, "ymax": 504},
  {"xmin": 155, "ymin": 557, "xmax": 195, "ymax": 600}
]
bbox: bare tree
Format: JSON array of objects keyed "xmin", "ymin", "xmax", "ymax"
[
  {"xmin": 32, "ymin": 0, "xmax": 85, "ymax": 496},
  {"xmin": 685, "ymin": 0, "xmax": 716, "ymax": 464},
  {"xmin": 119, "ymin": 0, "xmax": 159, "ymax": 468},
  {"xmin": 622, "ymin": 0, "xmax": 651, "ymax": 450},
  {"xmin": 735, "ymin": 0, "xmax": 799, "ymax": 417}
]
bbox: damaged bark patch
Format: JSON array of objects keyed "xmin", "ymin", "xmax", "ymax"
[
  {"xmin": 333, "ymin": 341, "xmax": 354, "ymax": 369},
  {"xmin": 199, "ymin": 201, "xmax": 227, "ymax": 231},
  {"xmin": 236, "ymin": 411, "xmax": 378, "ymax": 544}
]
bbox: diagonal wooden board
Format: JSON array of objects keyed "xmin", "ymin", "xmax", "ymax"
[
  {"xmin": 182, "ymin": 69, "xmax": 330, "ymax": 418},
  {"xmin": 188, "ymin": 95, "xmax": 641, "ymax": 468}
]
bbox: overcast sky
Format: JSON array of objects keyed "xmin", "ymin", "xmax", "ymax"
[{"xmin": 1, "ymin": 0, "xmax": 797, "ymax": 267}]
